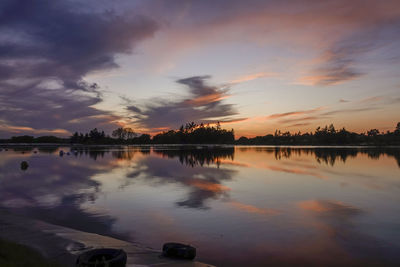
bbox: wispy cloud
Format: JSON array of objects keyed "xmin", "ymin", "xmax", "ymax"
[
  {"xmin": 267, "ymin": 107, "xmax": 325, "ymax": 120},
  {"xmin": 298, "ymin": 49, "xmax": 364, "ymax": 86},
  {"xmin": 288, "ymin": 123, "xmax": 312, "ymax": 128},
  {"xmin": 280, "ymin": 116, "xmax": 322, "ymax": 124},
  {"xmin": 359, "ymin": 96, "xmax": 383, "ymax": 104},
  {"xmin": 230, "ymin": 72, "xmax": 277, "ymax": 84},
  {"xmin": 321, "ymin": 107, "xmax": 380, "ymax": 116},
  {"xmin": 0, "ymin": 123, "xmax": 69, "ymax": 135},
  {"xmin": 299, "ymin": 14, "xmax": 400, "ymax": 86}
]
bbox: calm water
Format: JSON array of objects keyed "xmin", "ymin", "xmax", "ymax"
[{"xmin": 0, "ymin": 146, "xmax": 399, "ymax": 266}]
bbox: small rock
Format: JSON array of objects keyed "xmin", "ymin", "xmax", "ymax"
[{"xmin": 21, "ymin": 161, "xmax": 29, "ymax": 171}]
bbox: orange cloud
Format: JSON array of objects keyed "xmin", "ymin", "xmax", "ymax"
[
  {"xmin": 219, "ymin": 118, "xmax": 249, "ymax": 125},
  {"xmin": 185, "ymin": 92, "xmax": 229, "ymax": 106},
  {"xmin": 0, "ymin": 124, "xmax": 70, "ymax": 135},
  {"xmin": 230, "ymin": 72, "xmax": 277, "ymax": 84}
]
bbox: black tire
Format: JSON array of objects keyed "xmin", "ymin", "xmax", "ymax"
[
  {"xmin": 76, "ymin": 248, "xmax": 127, "ymax": 267},
  {"xmin": 162, "ymin": 242, "xmax": 196, "ymax": 260}
]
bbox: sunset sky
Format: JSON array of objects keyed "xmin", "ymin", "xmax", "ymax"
[{"xmin": 0, "ymin": 0, "xmax": 399, "ymax": 138}]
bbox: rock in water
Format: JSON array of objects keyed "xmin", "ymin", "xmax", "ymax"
[{"xmin": 21, "ymin": 161, "xmax": 29, "ymax": 171}]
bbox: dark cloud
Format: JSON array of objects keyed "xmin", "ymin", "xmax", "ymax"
[
  {"xmin": 307, "ymin": 15, "xmax": 400, "ymax": 86},
  {"xmin": 288, "ymin": 123, "xmax": 312, "ymax": 127},
  {"xmin": 321, "ymin": 107, "xmax": 381, "ymax": 116},
  {"xmin": 268, "ymin": 107, "xmax": 324, "ymax": 120},
  {"xmin": 280, "ymin": 116, "xmax": 323, "ymax": 124},
  {"xmin": 0, "ymin": 0, "xmax": 157, "ymax": 137},
  {"xmin": 306, "ymin": 48, "xmax": 364, "ymax": 86},
  {"xmin": 268, "ymin": 102, "xmax": 385, "ymax": 126},
  {"xmin": 128, "ymin": 76, "xmax": 241, "ymax": 130}
]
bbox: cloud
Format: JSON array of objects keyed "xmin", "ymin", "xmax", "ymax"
[
  {"xmin": 267, "ymin": 107, "xmax": 324, "ymax": 120},
  {"xmin": 387, "ymin": 96, "xmax": 400, "ymax": 105},
  {"xmin": 321, "ymin": 107, "xmax": 380, "ymax": 116},
  {"xmin": 288, "ymin": 122, "xmax": 312, "ymax": 128},
  {"xmin": 264, "ymin": 99, "xmax": 385, "ymax": 127},
  {"xmin": 0, "ymin": 0, "xmax": 157, "ymax": 137},
  {"xmin": 339, "ymin": 99, "xmax": 349, "ymax": 103},
  {"xmin": 299, "ymin": 7, "xmax": 400, "ymax": 86},
  {"xmin": 299, "ymin": 49, "xmax": 364, "ymax": 86},
  {"xmin": 230, "ymin": 72, "xmax": 277, "ymax": 84},
  {"xmin": 139, "ymin": 0, "xmax": 400, "ymax": 86},
  {"xmin": 0, "ymin": 123, "xmax": 69, "ymax": 135},
  {"xmin": 127, "ymin": 76, "xmax": 242, "ymax": 130},
  {"xmin": 359, "ymin": 96, "xmax": 383, "ymax": 104},
  {"xmin": 280, "ymin": 116, "xmax": 322, "ymax": 124}
]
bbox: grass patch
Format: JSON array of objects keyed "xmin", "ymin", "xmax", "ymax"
[{"xmin": 0, "ymin": 238, "xmax": 63, "ymax": 267}]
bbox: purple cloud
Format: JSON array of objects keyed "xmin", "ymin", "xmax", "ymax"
[
  {"xmin": 0, "ymin": 0, "xmax": 157, "ymax": 137},
  {"xmin": 127, "ymin": 76, "xmax": 242, "ymax": 130}
]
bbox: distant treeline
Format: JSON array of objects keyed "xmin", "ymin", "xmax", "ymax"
[
  {"xmin": 237, "ymin": 123, "xmax": 400, "ymax": 146},
  {"xmin": 1, "ymin": 122, "xmax": 399, "ymax": 146}
]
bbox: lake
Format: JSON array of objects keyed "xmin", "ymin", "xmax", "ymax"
[{"xmin": 0, "ymin": 146, "xmax": 399, "ymax": 266}]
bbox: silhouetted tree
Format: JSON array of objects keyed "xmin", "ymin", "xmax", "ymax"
[
  {"xmin": 395, "ymin": 122, "xmax": 400, "ymax": 135},
  {"xmin": 2, "ymin": 122, "xmax": 400, "ymax": 145},
  {"xmin": 112, "ymin": 127, "xmax": 125, "ymax": 139}
]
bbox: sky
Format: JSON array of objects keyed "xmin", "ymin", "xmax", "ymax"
[{"xmin": 0, "ymin": 0, "xmax": 399, "ymax": 138}]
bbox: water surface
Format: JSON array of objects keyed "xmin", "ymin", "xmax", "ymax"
[{"xmin": 0, "ymin": 146, "xmax": 399, "ymax": 266}]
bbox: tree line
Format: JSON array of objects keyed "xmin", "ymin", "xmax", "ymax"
[
  {"xmin": 237, "ymin": 123, "xmax": 400, "ymax": 145},
  {"xmin": 1, "ymin": 122, "xmax": 399, "ymax": 145}
]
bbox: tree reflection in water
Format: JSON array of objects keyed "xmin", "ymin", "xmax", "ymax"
[{"xmin": 0, "ymin": 146, "xmax": 399, "ymax": 266}]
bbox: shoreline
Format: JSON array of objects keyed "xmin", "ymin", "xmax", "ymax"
[
  {"xmin": 1, "ymin": 143, "xmax": 400, "ymax": 148},
  {"xmin": 0, "ymin": 210, "xmax": 213, "ymax": 267}
]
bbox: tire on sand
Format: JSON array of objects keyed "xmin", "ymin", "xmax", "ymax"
[{"xmin": 76, "ymin": 248, "xmax": 127, "ymax": 267}]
